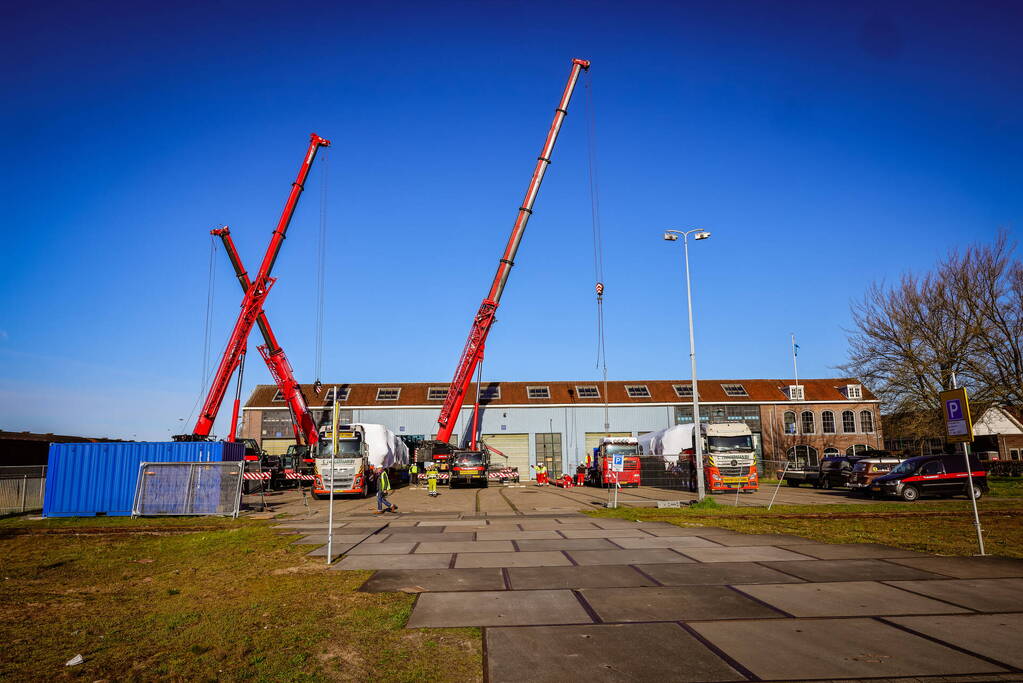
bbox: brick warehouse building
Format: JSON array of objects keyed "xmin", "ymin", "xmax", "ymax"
[{"xmin": 240, "ymin": 378, "xmax": 883, "ymax": 480}]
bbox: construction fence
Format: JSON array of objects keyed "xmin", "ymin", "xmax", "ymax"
[{"xmin": 0, "ymin": 466, "xmax": 46, "ymax": 514}]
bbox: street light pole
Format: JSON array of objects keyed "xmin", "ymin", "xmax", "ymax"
[{"xmin": 665, "ymin": 228, "xmax": 712, "ymax": 501}]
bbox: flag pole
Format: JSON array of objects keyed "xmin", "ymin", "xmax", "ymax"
[{"xmin": 791, "ymin": 333, "xmax": 799, "ymax": 394}]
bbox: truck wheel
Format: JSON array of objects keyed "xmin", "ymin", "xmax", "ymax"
[
  {"xmin": 786, "ymin": 480, "xmax": 799, "ymax": 487},
  {"xmin": 969, "ymin": 486, "xmax": 983, "ymax": 501},
  {"xmin": 900, "ymin": 485, "xmax": 920, "ymax": 502}
]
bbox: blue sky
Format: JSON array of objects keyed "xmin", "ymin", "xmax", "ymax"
[{"xmin": 2, "ymin": 1, "xmax": 1020, "ymax": 439}]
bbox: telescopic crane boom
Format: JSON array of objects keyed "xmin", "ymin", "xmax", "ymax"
[
  {"xmin": 190, "ymin": 133, "xmax": 330, "ymax": 439},
  {"xmin": 212, "ymin": 226, "xmax": 319, "ymax": 446},
  {"xmin": 434, "ymin": 59, "xmax": 589, "ymax": 443}
]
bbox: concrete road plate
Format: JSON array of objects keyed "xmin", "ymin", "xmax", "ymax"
[
  {"xmin": 486, "ymin": 623, "xmax": 745, "ymax": 682},
  {"xmin": 345, "ymin": 542, "xmax": 417, "ymax": 555},
  {"xmin": 414, "ymin": 540, "xmax": 515, "ymax": 554},
  {"xmin": 305, "ymin": 545, "xmax": 352, "ymax": 561},
  {"xmin": 376, "ymin": 526, "xmax": 445, "ymax": 534},
  {"xmin": 517, "ymin": 521, "xmax": 597, "ymax": 530},
  {"xmin": 886, "ymin": 613, "xmax": 1023, "ymax": 669},
  {"xmin": 379, "ymin": 532, "xmax": 474, "ymax": 543},
  {"xmin": 636, "ymin": 562, "xmax": 805, "ymax": 586},
  {"xmin": 780, "ymin": 543, "xmax": 926, "ymax": 560},
  {"xmin": 333, "ymin": 553, "xmax": 453, "ymax": 570},
  {"xmin": 417, "ymin": 520, "xmax": 487, "ymax": 527},
  {"xmin": 507, "ymin": 565, "xmax": 655, "ymax": 590},
  {"xmin": 643, "ymin": 526, "xmax": 737, "ymax": 537},
  {"xmin": 759, "ymin": 559, "xmax": 947, "ymax": 583},
  {"xmin": 580, "ymin": 585, "xmax": 784, "ymax": 622},
  {"xmin": 708, "ymin": 533, "xmax": 821, "ymax": 546},
  {"xmin": 885, "ymin": 578, "xmax": 1023, "ymax": 612},
  {"xmin": 406, "ymin": 589, "xmax": 591, "ymax": 627},
  {"xmin": 454, "ymin": 551, "xmax": 572, "ymax": 568},
  {"xmin": 360, "ymin": 568, "xmax": 505, "ymax": 593},
  {"xmin": 475, "ymin": 530, "xmax": 562, "ymax": 541},
  {"xmin": 679, "ymin": 546, "xmax": 815, "ymax": 563},
  {"xmin": 885, "ymin": 555, "xmax": 1023, "ymax": 579},
  {"xmin": 735, "ymin": 580, "xmax": 971, "ymax": 617},
  {"xmin": 291, "ymin": 534, "xmax": 371, "ymax": 545},
  {"xmin": 558, "ymin": 529, "xmax": 651, "ymax": 539},
  {"xmin": 690, "ymin": 617, "xmax": 1004, "ymax": 680},
  {"xmin": 515, "ymin": 538, "xmax": 618, "ymax": 552},
  {"xmin": 566, "ymin": 548, "xmax": 694, "ymax": 566},
  {"xmin": 588, "ymin": 520, "xmax": 649, "ymax": 529},
  {"xmin": 610, "ymin": 536, "xmax": 723, "ymax": 549}
]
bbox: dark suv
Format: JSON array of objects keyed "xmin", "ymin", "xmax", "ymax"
[
  {"xmin": 816, "ymin": 450, "xmax": 892, "ymax": 489},
  {"xmin": 871, "ymin": 453, "xmax": 988, "ymax": 502}
]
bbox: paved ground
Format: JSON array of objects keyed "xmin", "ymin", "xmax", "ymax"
[
  {"xmin": 251, "ymin": 478, "xmax": 883, "ymax": 518},
  {"xmin": 272, "ymin": 501, "xmax": 1023, "ymax": 683}
]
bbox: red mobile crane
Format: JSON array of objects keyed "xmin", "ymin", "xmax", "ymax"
[
  {"xmin": 433, "ymin": 59, "xmax": 589, "ymax": 445},
  {"xmin": 186, "ymin": 133, "xmax": 330, "ymax": 440}
]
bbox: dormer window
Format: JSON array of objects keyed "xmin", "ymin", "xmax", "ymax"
[
  {"xmin": 575, "ymin": 385, "xmax": 599, "ymax": 398},
  {"xmin": 527, "ymin": 386, "xmax": 551, "ymax": 399},
  {"xmin": 721, "ymin": 384, "xmax": 748, "ymax": 397},
  {"xmin": 324, "ymin": 387, "xmax": 349, "ymax": 403},
  {"xmin": 427, "ymin": 387, "xmax": 449, "ymax": 401},
  {"xmin": 271, "ymin": 390, "xmax": 284, "ymax": 402},
  {"xmin": 788, "ymin": 385, "xmax": 804, "ymax": 401},
  {"xmin": 674, "ymin": 384, "xmax": 693, "ymax": 398},
  {"xmin": 376, "ymin": 387, "xmax": 400, "ymax": 401},
  {"xmin": 846, "ymin": 384, "xmax": 862, "ymax": 400},
  {"xmin": 625, "ymin": 385, "xmax": 651, "ymax": 398}
]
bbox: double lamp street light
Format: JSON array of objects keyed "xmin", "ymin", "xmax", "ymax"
[{"xmin": 663, "ymin": 228, "xmax": 712, "ymax": 501}]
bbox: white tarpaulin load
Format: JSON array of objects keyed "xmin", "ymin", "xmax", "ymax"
[
  {"xmin": 355, "ymin": 423, "xmax": 410, "ymax": 469},
  {"xmin": 638, "ymin": 424, "xmax": 703, "ymax": 465}
]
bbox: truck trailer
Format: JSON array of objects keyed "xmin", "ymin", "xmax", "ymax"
[
  {"xmin": 312, "ymin": 423, "xmax": 409, "ymax": 499},
  {"xmin": 639, "ymin": 423, "xmax": 759, "ymax": 493}
]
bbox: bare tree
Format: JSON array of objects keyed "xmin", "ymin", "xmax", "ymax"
[{"xmin": 842, "ymin": 231, "xmax": 1021, "ymax": 423}]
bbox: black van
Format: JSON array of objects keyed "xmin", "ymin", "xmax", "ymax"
[{"xmin": 871, "ymin": 453, "xmax": 988, "ymax": 502}]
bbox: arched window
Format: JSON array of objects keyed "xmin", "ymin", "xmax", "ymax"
[
  {"xmin": 822, "ymin": 411, "xmax": 835, "ymax": 434},
  {"xmin": 845, "ymin": 444, "xmax": 869, "ymax": 456},
  {"xmin": 842, "ymin": 410, "xmax": 856, "ymax": 433},
  {"xmin": 823, "ymin": 447, "xmax": 840, "ymax": 458},
  {"xmin": 783, "ymin": 411, "xmax": 796, "ymax": 435},
  {"xmin": 801, "ymin": 411, "xmax": 815, "ymax": 434},
  {"xmin": 860, "ymin": 410, "xmax": 874, "ymax": 433},
  {"xmin": 787, "ymin": 445, "xmax": 819, "ymax": 468}
]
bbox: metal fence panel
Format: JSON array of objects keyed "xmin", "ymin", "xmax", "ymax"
[
  {"xmin": 0, "ymin": 466, "xmax": 46, "ymax": 514},
  {"xmin": 132, "ymin": 462, "xmax": 244, "ymax": 517}
]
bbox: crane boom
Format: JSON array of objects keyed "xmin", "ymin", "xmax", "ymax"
[
  {"xmin": 191, "ymin": 133, "xmax": 330, "ymax": 438},
  {"xmin": 212, "ymin": 226, "xmax": 319, "ymax": 445},
  {"xmin": 435, "ymin": 59, "xmax": 589, "ymax": 442}
]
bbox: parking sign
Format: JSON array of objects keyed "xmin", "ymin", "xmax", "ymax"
[
  {"xmin": 939, "ymin": 387, "xmax": 973, "ymax": 443},
  {"xmin": 611, "ymin": 453, "xmax": 625, "ymax": 472}
]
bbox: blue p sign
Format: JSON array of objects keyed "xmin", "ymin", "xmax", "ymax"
[{"xmin": 946, "ymin": 399, "xmax": 963, "ymax": 421}]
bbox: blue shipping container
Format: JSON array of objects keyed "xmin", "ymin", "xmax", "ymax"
[{"xmin": 44, "ymin": 441, "xmax": 244, "ymax": 517}]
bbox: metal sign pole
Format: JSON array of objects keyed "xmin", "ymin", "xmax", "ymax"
[
  {"xmin": 946, "ymin": 375, "xmax": 985, "ymax": 556},
  {"xmin": 327, "ymin": 387, "xmax": 339, "ymax": 565},
  {"xmin": 768, "ymin": 460, "xmax": 789, "ymax": 511}
]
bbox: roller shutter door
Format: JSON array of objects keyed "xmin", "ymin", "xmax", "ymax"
[
  {"xmin": 584, "ymin": 432, "xmax": 632, "ymax": 458},
  {"xmin": 261, "ymin": 439, "xmax": 293, "ymax": 456},
  {"xmin": 482, "ymin": 433, "xmax": 530, "ymax": 480}
]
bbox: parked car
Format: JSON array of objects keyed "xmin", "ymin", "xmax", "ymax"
[
  {"xmin": 816, "ymin": 450, "xmax": 894, "ymax": 489},
  {"xmin": 847, "ymin": 455, "xmax": 905, "ymax": 495},
  {"xmin": 871, "ymin": 453, "xmax": 988, "ymax": 502}
]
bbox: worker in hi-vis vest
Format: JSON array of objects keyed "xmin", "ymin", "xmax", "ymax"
[
  {"xmin": 409, "ymin": 462, "xmax": 419, "ymax": 488},
  {"xmin": 427, "ymin": 466, "xmax": 439, "ymax": 497}
]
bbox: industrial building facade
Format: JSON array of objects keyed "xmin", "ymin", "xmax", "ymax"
[{"xmin": 241, "ymin": 378, "xmax": 883, "ymax": 479}]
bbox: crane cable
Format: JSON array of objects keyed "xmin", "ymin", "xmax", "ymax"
[
  {"xmin": 584, "ymin": 71, "xmax": 610, "ymax": 433},
  {"xmin": 182, "ymin": 233, "xmax": 219, "ymax": 432},
  {"xmin": 314, "ymin": 149, "xmax": 328, "ymax": 386}
]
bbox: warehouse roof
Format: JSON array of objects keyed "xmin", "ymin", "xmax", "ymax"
[{"xmin": 245, "ymin": 379, "xmax": 878, "ymax": 409}]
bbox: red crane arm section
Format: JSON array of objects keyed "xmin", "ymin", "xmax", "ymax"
[
  {"xmin": 212, "ymin": 227, "xmax": 319, "ymax": 445},
  {"xmin": 192, "ymin": 133, "xmax": 330, "ymax": 437},
  {"xmin": 436, "ymin": 60, "xmax": 589, "ymax": 442}
]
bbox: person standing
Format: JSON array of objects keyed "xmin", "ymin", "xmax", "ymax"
[
  {"xmin": 409, "ymin": 462, "xmax": 419, "ymax": 489},
  {"xmin": 427, "ymin": 466, "xmax": 439, "ymax": 497},
  {"xmin": 374, "ymin": 467, "xmax": 398, "ymax": 514}
]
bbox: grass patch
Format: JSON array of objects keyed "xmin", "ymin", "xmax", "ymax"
[
  {"xmin": 589, "ymin": 498, "xmax": 1023, "ymax": 558},
  {"xmin": 990, "ymin": 477, "xmax": 1023, "ymax": 498},
  {"xmin": 0, "ymin": 519, "xmax": 480, "ymax": 681}
]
